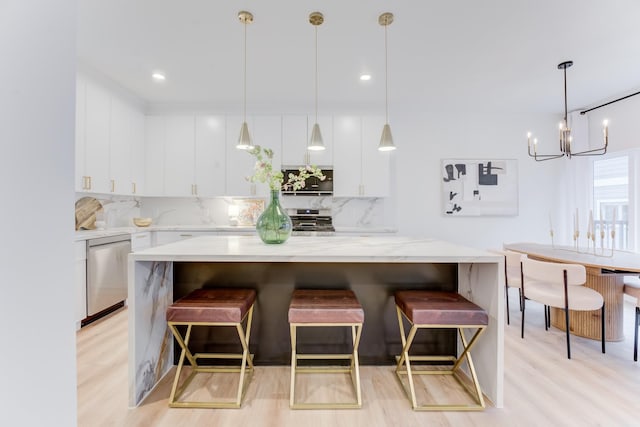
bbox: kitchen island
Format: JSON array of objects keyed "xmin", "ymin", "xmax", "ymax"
[{"xmin": 128, "ymin": 235, "xmax": 504, "ymax": 408}]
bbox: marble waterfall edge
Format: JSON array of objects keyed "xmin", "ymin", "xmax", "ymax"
[{"xmin": 128, "ymin": 260, "xmax": 173, "ymax": 407}]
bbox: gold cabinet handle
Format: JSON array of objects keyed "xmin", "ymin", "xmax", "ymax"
[
  {"xmin": 87, "ymin": 176, "xmax": 92, "ymax": 190},
  {"xmin": 110, "ymin": 179, "xmax": 115, "ymax": 192},
  {"xmin": 132, "ymin": 182, "xmax": 136, "ymax": 194}
]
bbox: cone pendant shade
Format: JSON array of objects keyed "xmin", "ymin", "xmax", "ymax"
[
  {"xmin": 308, "ymin": 123, "xmax": 325, "ymax": 151},
  {"xmin": 237, "ymin": 121, "xmax": 252, "ymax": 150},
  {"xmin": 378, "ymin": 123, "xmax": 396, "ymax": 151}
]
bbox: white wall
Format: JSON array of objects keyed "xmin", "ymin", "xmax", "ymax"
[
  {"xmin": 392, "ymin": 111, "xmax": 564, "ymax": 249},
  {"xmin": 0, "ymin": 2, "xmax": 77, "ymax": 426},
  {"xmin": 586, "ymin": 93, "xmax": 640, "ymax": 153}
]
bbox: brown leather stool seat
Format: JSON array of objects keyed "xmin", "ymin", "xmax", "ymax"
[
  {"xmin": 288, "ymin": 289, "xmax": 364, "ymax": 409},
  {"xmin": 166, "ymin": 288, "xmax": 256, "ymax": 409},
  {"xmin": 394, "ymin": 290, "xmax": 488, "ymax": 411}
]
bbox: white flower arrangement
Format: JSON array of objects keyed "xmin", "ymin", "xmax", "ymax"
[{"xmin": 246, "ymin": 145, "xmax": 325, "ymax": 191}]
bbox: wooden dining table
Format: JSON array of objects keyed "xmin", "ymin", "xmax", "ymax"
[{"xmin": 504, "ymin": 242, "xmax": 640, "ymax": 342}]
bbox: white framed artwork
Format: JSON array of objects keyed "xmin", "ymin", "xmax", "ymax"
[{"xmin": 441, "ymin": 159, "xmax": 518, "ymax": 216}]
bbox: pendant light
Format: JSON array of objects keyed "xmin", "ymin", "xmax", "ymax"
[
  {"xmin": 237, "ymin": 11, "xmax": 253, "ymax": 150},
  {"xmin": 308, "ymin": 12, "xmax": 325, "ymax": 151},
  {"xmin": 378, "ymin": 12, "xmax": 396, "ymax": 151}
]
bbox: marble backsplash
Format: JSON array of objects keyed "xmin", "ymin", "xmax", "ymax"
[{"xmin": 78, "ymin": 193, "xmax": 392, "ymax": 229}]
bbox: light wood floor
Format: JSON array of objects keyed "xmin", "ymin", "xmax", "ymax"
[{"xmin": 77, "ymin": 293, "xmax": 640, "ymax": 426}]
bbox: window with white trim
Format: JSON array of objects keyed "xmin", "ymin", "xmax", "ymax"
[{"xmin": 593, "ymin": 155, "xmax": 629, "ymax": 250}]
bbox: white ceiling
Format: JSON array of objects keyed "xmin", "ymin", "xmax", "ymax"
[{"xmin": 77, "ymin": 0, "xmax": 640, "ymax": 115}]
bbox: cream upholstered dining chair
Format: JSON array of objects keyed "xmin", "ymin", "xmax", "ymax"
[
  {"xmin": 623, "ymin": 275, "xmax": 640, "ymax": 361},
  {"xmin": 491, "ymin": 249, "xmax": 527, "ymax": 325},
  {"xmin": 521, "ymin": 258, "xmax": 605, "ymax": 359}
]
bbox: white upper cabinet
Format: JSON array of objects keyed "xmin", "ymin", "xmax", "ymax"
[
  {"xmin": 145, "ymin": 115, "xmax": 226, "ymax": 198},
  {"xmin": 83, "ymin": 80, "xmax": 111, "ymax": 193},
  {"xmin": 333, "ymin": 115, "xmax": 391, "ymax": 197},
  {"xmin": 130, "ymin": 108, "xmax": 145, "ymax": 196},
  {"xmin": 195, "ymin": 115, "xmax": 226, "ymax": 197},
  {"xmin": 225, "ymin": 115, "xmax": 257, "ymax": 196},
  {"xmin": 75, "ymin": 74, "xmax": 145, "ymax": 195},
  {"xmin": 333, "ymin": 116, "xmax": 362, "ymax": 197},
  {"xmin": 361, "ymin": 116, "xmax": 391, "ymax": 197},
  {"xmin": 281, "ymin": 115, "xmax": 308, "ymax": 166},
  {"xmin": 109, "ymin": 96, "xmax": 134, "ymax": 195},
  {"xmin": 164, "ymin": 116, "xmax": 195, "ymax": 197},
  {"xmin": 144, "ymin": 116, "xmax": 165, "ymax": 196},
  {"xmin": 75, "ymin": 75, "xmax": 87, "ymax": 192},
  {"xmin": 253, "ymin": 115, "xmax": 282, "ymax": 196},
  {"xmin": 282, "ymin": 115, "xmax": 333, "ymax": 167}
]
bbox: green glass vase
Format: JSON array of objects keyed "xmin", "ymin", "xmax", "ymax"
[{"xmin": 256, "ymin": 190, "xmax": 292, "ymax": 244}]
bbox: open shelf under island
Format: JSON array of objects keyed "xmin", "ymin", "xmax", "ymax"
[{"xmin": 128, "ymin": 235, "xmax": 504, "ymax": 408}]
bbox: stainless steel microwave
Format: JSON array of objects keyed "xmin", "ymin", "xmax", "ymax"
[{"xmin": 281, "ymin": 168, "xmax": 333, "ymax": 196}]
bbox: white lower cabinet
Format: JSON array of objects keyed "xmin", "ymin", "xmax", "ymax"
[
  {"xmin": 131, "ymin": 232, "xmax": 151, "ymax": 251},
  {"xmin": 153, "ymin": 231, "xmax": 213, "ymax": 246},
  {"xmin": 75, "ymin": 241, "xmax": 87, "ymax": 330},
  {"xmin": 152, "ymin": 230, "xmax": 255, "ymax": 246}
]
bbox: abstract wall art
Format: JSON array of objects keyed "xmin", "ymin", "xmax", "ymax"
[{"xmin": 441, "ymin": 159, "xmax": 518, "ymax": 216}]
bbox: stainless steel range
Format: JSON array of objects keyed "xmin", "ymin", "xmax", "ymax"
[{"xmin": 288, "ymin": 208, "xmax": 335, "ymax": 235}]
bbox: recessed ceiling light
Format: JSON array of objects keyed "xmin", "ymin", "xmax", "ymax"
[
  {"xmin": 152, "ymin": 72, "xmax": 166, "ymax": 82},
  {"xmin": 360, "ymin": 74, "xmax": 372, "ymax": 81}
]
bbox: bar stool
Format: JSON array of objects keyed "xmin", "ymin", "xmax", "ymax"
[
  {"xmin": 288, "ymin": 289, "xmax": 364, "ymax": 409},
  {"xmin": 166, "ymin": 288, "xmax": 256, "ymax": 408},
  {"xmin": 394, "ymin": 290, "xmax": 488, "ymax": 411}
]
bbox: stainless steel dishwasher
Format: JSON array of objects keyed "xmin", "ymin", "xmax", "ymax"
[{"xmin": 84, "ymin": 234, "xmax": 131, "ymax": 325}]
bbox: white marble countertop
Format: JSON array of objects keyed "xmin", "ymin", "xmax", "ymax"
[
  {"xmin": 75, "ymin": 225, "xmax": 396, "ymax": 241},
  {"xmin": 131, "ymin": 234, "xmax": 499, "ymax": 263}
]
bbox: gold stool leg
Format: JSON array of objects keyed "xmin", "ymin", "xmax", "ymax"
[
  {"xmin": 168, "ymin": 323, "xmax": 199, "ymax": 406},
  {"xmin": 394, "ymin": 305, "xmax": 487, "ymax": 411},
  {"xmin": 234, "ymin": 305, "xmax": 255, "ymax": 406},
  {"xmin": 289, "ymin": 323, "xmax": 363, "ymax": 409},
  {"xmin": 289, "ymin": 323, "xmax": 297, "ymax": 408},
  {"xmin": 453, "ymin": 327, "xmax": 486, "ymax": 408},
  {"xmin": 166, "ymin": 305, "xmax": 255, "ymax": 409},
  {"xmin": 351, "ymin": 324, "xmax": 363, "ymax": 406}
]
